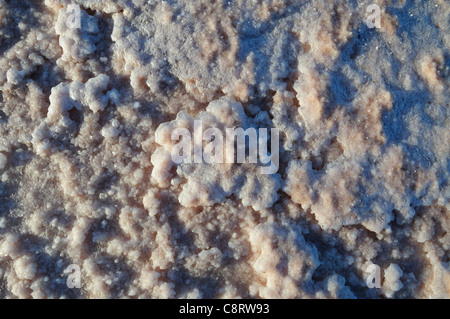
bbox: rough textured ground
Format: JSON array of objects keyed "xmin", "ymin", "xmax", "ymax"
[{"xmin": 0, "ymin": 0, "xmax": 448, "ymax": 298}]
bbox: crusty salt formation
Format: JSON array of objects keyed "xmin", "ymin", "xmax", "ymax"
[
  {"xmin": 151, "ymin": 96, "xmax": 281, "ymax": 211},
  {"xmin": 0, "ymin": 0, "xmax": 448, "ymax": 298}
]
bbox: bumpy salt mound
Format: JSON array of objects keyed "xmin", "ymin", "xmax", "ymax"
[
  {"xmin": 152, "ymin": 96, "xmax": 281, "ymax": 211},
  {"xmin": 0, "ymin": 0, "xmax": 448, "ymax": 298}
]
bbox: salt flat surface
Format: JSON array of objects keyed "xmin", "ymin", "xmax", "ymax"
[{"xmin": 0, "ymin": 0, "xmax": 448, "ymax": 298}]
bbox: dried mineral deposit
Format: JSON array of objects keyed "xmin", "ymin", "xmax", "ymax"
[{"xmin": 0, "ymin": 0, "xmax": 448, "ymax": 299}]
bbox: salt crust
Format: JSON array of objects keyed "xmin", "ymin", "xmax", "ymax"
[{"xmin": 0, "ymin": 0, "xmax": 448, "ymax": 298}]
